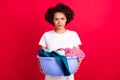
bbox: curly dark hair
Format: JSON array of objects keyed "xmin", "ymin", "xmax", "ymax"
[{"xmin": 45, "ymin": 3, "xmax": 74, "ymax": 25}]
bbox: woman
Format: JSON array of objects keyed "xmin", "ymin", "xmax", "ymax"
[{"xmin": 39, "ymin": 3, "xmax": 82, "ymax": 80}]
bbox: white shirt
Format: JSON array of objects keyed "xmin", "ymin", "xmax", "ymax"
[
  {"xmin": 39, "ymin": 30, "xmax": 81, "ymax": 50},
  {"xmin": 39, "ymin": 30, "xmax": 82, "ymax": 80}
]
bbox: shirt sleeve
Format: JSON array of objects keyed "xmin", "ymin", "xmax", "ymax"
[
  {"xmin": 73, "ymin": 32, "xmax": 82, "ymax": 47},
  {"xmin": 38, "ymin": 33, "xmax": 47, "ymax": 47}
]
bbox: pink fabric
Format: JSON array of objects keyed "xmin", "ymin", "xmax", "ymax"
[
  {"xmin": 57, "ymin": 48, "xmax": 85, "ymax": 58},
  {"xmin": 64, "ymin": 48, "xmax": 85, "ymax": 58}
]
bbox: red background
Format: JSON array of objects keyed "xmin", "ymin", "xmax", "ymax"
[{"xmin": 0, "ymin": 0, "xmax": 120, "ymax": 80}]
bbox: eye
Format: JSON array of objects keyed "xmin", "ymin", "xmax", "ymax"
[
  {"xmin": 54, "ymin": 18, "xmax": 58, "ymax": 21},
  {"xmin": 61, "ymin": 18, "xmax": 64, "ymax": 20}
]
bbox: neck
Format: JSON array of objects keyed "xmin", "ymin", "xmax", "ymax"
[{"xmin": 55, "ymin": 28, "xmax": 66, "ymax": 34}]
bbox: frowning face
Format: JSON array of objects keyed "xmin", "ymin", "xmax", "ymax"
[{"xmin": 53, "ymin": 12, "xmax": 67, "ymax": 30}]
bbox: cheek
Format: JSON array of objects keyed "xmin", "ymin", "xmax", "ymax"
[
  {"xmin": 54, "ymin": 21, "xmax": 57, "ymax": 24},
  {"xmin": 65, "ymin": 19, "xmax": 67, "ymax": 23},
  {"xmin": 64, "ymin": 20, "xmax": 67, "ymax": 24}
]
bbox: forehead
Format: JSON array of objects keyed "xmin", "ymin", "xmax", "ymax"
[{"xmin": 53, "ymin": 12, "xmax": 66, "ymax": 18}]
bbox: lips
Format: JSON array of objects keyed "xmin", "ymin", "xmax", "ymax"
[{"xmin": 57, "ymin": 25, "xmax": 63, "ymax": 27}]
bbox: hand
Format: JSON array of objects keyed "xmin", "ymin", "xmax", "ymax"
[
  {"xmin": 38, "ymin": 59, "xmax": 44, "ymax": 74},
  {"xmin": 75, "ymin": 57, "xmax": 82, "ymax": 72}
]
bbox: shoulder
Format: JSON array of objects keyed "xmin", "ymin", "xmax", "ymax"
[
  {"xmin": 42, "ymin": 30, "xmax": 54, "ymax": 36},
  {"xmin": 67, "ymin": 30, "xmax": 78, "ymax": 34},
  {"xmin": 67, "ymin": 30, "xmax": 80, "ymax": 39}
]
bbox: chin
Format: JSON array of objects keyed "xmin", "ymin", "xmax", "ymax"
[{"xmin": 58, "ymin": 26, "xmax": 64, "ymax": 29}]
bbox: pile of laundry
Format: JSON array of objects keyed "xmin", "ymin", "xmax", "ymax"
[
  {"xmin": 55, "ymin": 48, "xmax": 85, "ymax": 58},
  {"xmin": 37, "ymin": 48, "xmax": 85, "ymax": 76}
]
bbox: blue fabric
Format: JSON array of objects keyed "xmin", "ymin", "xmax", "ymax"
[{"xmin": 38, "ymin": 48, "xmax": 71, "ymax": 76}]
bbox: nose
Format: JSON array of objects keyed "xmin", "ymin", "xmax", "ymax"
[{"xmin": 58, "ymin": 20, "xmax": 62, "ymax": 24}]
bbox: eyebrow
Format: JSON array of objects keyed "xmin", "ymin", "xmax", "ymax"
[{"xmin": 54, "ymin": 17, "xmax": 65, "ymax": 19}]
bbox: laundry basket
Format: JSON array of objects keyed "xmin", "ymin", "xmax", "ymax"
[{"xmin": 37, "ymin": 56, "xmax": 78, "ymax": 76}]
